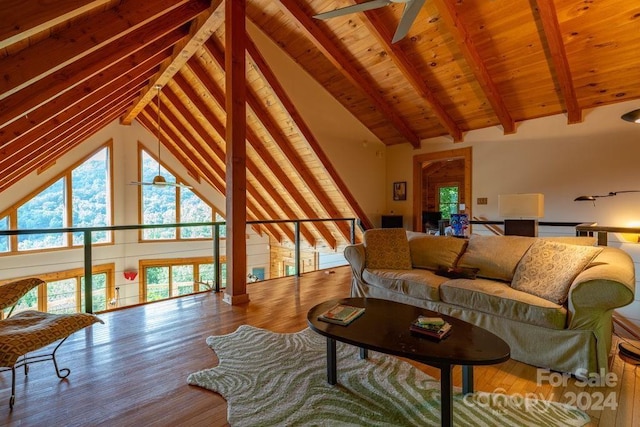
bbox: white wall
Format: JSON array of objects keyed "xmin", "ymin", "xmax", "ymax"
[{"xmin": 386, "ymin": 99, "xmax": 640, "ymax": 327}]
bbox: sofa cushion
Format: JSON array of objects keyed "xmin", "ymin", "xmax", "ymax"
[
  {"xmin": 440, "ymin": 278, "xmax": 567, "ymax": 329},
  {"xmin": 363, "ymin": 228, "xmax": 412, "ymax": 270},
  {"xmin": 456, "ymin": 235, "xmax": 536, "ymax": 282},
  {"xmin": 406, "ymin": 232, "xmax": 468, "ymax": 270},
  {"xmin": 362, "ymin": 268, "xmax": 448, "ymax": 301},
  {"xmin": 511, "ymin": 240, "xmax": 602, "ymax": 304}
]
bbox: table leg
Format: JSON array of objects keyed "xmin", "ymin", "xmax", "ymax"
[
  {"xmin": 462, "ymin": 365, "xmax": 474, "ymax": 394},
  {"xmin": 359, "ymin": 347, "xmax": 368, "ymax": 360},
  {"xmin": 326, "ymin": 337, "xmax": 337, "ymax": 385},
  {"xmin": 440, "ymin": 365, "xmax": 453, "ymax": 427}
]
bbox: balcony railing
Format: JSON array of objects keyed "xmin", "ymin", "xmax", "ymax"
[{"xmin": 0, "ymin": 218, "xmax": 358, "ymax": 314}]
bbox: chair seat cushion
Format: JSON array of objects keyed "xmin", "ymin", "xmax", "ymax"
[{"xmin": 0, "ymin": 311, "xmax": 103, "ymax": 367}]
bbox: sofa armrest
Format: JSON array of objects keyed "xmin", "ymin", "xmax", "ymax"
[
  {"xmin": 568, "ymin": 247, "xmax": 635, "ymax": 327},
  {"xmin": 344, "ymin": 244, "xmax": 365, "ymax": 280}
]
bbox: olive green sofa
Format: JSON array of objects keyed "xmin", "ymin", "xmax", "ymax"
[{"xmin": 344, "ymin": 229, "xmax": 635, "ymax": 378}]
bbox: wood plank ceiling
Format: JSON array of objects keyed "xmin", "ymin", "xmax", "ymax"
[{"xmin": 1, "ymin": 0, "xmax": 639, "ymax": 249}]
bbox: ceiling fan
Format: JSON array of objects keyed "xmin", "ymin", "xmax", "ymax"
[
  {"xmin": 130, "ymin": 85, "xmax": 192, "ymax": 189},
  {"xmin": 314, "ymin": 0, "xmax": 426, "ymax": 43}
]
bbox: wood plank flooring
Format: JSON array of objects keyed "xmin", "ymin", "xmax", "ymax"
[{"xmin": 0, "ymin": 266, "xmax": 637, "ymax": 426}]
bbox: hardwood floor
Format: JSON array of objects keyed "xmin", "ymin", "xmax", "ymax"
[{"xmin": 0, "ymin": 266, "xmax": 637, "ymax": 426}]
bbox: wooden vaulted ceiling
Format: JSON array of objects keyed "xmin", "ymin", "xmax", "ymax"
[{"xmin": 1, "ymin": 0, "xmax": 639, "ymax": 249}]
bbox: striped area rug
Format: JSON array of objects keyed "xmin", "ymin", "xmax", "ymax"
[{"xmin": 187, "ymin": 325, "xmax": 589, "ymax": 426}]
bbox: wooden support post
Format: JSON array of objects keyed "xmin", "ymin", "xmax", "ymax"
[{"xmin": 222, "ymin": 0, "xmax": 249, "ymax": 305}]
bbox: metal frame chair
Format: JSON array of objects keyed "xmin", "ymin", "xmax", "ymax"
[{"xmin": 0, "ymin": 278, "xmax": 103, "ymax": 409}]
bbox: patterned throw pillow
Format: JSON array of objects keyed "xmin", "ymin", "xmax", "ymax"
[
  {"xmin": 511, "ymin": 240, "xmax": 602, "ymax": 304},
  {"xmin": 364, "ymin": 228, "xmax": 412, "ymax": 270}
]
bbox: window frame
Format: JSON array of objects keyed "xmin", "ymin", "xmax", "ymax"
[
  {"xmin": 138, "ymin": 256, "xmax": 227, "ymax": 303},
  {"xmin": 0, "ymin": 142, "xmax": 114, "ymax": 255},
  {"xmin": 436, "ymin": 183, "xmax": 460, "ymax": 220},
  {"xmin": 137, "ymin": 143, "xmax": 220, "ymax": 242},
  {"xmin": 0, "ymin": 263, "xmax": 115, "ymax": 318}
]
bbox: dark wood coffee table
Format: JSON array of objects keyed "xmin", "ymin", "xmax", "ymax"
[{"xmin": 307, "ymin": 297, "xmax": 510, "ymax": 427}]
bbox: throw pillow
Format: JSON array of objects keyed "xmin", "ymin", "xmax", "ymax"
[
  {"xmin": 364, "ymin": 228, "xmax": 412, "ymax": 270},
  {"xmin": 406, "ymin": 232, "xmax": 468, "ymax": 270},
  {"xmin": 541, "ymin": 236, "xmax": 598, "ymax": 247},
  {"xmin": 511, "ymin": 240, "xmax": 602, "ymax": 304},
  {"xmin": 456, "ymin": 235, "xmax": 536, "ymax": 282}
]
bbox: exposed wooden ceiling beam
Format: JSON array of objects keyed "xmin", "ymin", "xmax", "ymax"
[
  {"xmin": 1, "ymin": 65, "xmax": 156, "ymax": 155},
  {"xmin": 241, "ymin": 35, "xmax": 375, "ymax": 232},
  {"xmin": 0, "ymin": 0, "xmax": 112, "ymax": 49},
  {"xmin": 144, "ymin": 115, "xmax": 202, "ymax": 183},
  {"xmin": 167, "ymin": 73, "xmax": 313, "ymax": 245},
  {"xmin": 534, "ymin": 0, "xmax": 582, "ymax": 124},
  {"xmin": 139, "ymin": 109, "xmax": 284, "ymax": 244},
  {"xmin": 181, "ymin": 58, "xmax": 336, "ymax": 248},
  {"xmin": 138, "ymin": 112, "xmax": 266, "ymax": 240},
  {"xmin": 0, "ymin": 0, "xmax": 200, "ymax": 100},
  {"xmin": 138, "ymin": 111, "xmax": 263, "ymax": 241},
  {"xmin": 171, "ymin": 70, "xmax": 327, "ymax": 248},
  {"xmin": 120, "ymin": 0, "xmax": 225, "ymax": 125},
  {"xmin": 0, "ymin": 0, "xmax": 113, "ymax": 50},
  {"xmin": 137, "ymin": 111, "xmax": 225, "ymax": 193},
  {"xmin": 275, "ymin": 0, "xmax": 421, "ymax": 148},
  {"xmin": 360, "ymin": 6, "xmax": 464, "ymax": 143},
  {"xmin": 143, "ymin": 91, "xmax": 294, "ymax": 243},
  {"xmin": 0, "ymin": 99, "xmax": 130, "ymax": 191},
  {"xmin": 202, "ymin": 38, "xmax": 349, "ymax": 246},
  {"xmin": 0, "ymin": 25, "xmax": 180, "ymax": 145},
  {"xmin": 0, "ymin": 25, "xmax": 185, "ymax": 133},
  {"xmin": 431, "ymin": 0, "xmax": 516, "ymax": 134},
  {"xmin": 0, "ymin": 79, "xmax": 147, "ymax": 176}
]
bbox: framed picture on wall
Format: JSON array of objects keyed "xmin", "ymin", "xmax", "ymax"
[{"xmin": 393, "ymin": 181, "xmax": 407, "ymax": 201}]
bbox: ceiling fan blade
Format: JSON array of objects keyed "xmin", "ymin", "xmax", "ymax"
[
  {"xmin": 392, "ymin": 0, "xmax": 426, "ymax": 43},
  {"xmin": 129, "ymin": 181, "xmax": 192, "ymax": 189},
  {"xmin": 167, "ymin": 182, "xmax": 193, "ymax": 189},
  {"xmin": 314, "ymin": 0, "xmax": 391, "ymax": 20}
]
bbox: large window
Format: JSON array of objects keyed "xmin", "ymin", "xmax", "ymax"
[
  {"xmin": 139, "ymin": 147, "xmax": 217, "ymax": 241},
  {"xmin": 72, "ymin": 148, "xmax": 111, "ymax": 245},
  {"xmin": 181, "ymin": 187, "xmax": 212, "ymax": 239},
  {"xmin": 141, "ymin": 258, "xmax": 226, "ymax": 303},
  {"xmin": 215, "ymin": 212, "xmax": 226, "ymax": 238},
  {"xmin": 17, "ymin": 178, "xmax": 65, "ymax": 250},
  {"xmin": 1, "ymin": 144, "xmax": 113, "ymax": 254},
  {"xmin": 438, "ymin": 185, "xmax": 460, "ymax": 220}
]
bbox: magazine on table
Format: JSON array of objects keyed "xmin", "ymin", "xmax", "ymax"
[
  {"xmin": 318, "ymin": 303, "xmax": 365, "ymax": 326},
  {"xmin": 410, "ymin": 316, "xmax": 452, "ymax": 340}
]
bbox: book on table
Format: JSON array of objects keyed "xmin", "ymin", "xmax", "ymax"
[
  {"xmin": 410, "ymin": 316, "xmax": 452, "ymax": 340},
  {"xmin": 318, "ymin": 304, "xmax": 365, "ymax": 326}
]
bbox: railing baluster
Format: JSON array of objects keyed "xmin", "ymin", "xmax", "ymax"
[
  {"xmin": 213, "ymin": 224, "xmax": 221, "ymax": 292},
  {"xmin": 83, "ymin": 230, "xmax": 93, "ymax": 314},
  {"xmin": 294, "ymin": 221, "xmax": 301, "ymax": 277}
]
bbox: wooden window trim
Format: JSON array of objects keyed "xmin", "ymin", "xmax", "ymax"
[
  {"xmin": 0, "ymin": 263, "xmax": 115, "ymax": 316},
  {"xmin": 0, "ymin": 141, "xmax": 114, "ymax": 255},
  {"xmin": 138, "ymin": 256, "xmax": 226, "ymax": 303},
  {"xmin": 137, "ymin": 142, "xmax": 217, "ymax": 243}
]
